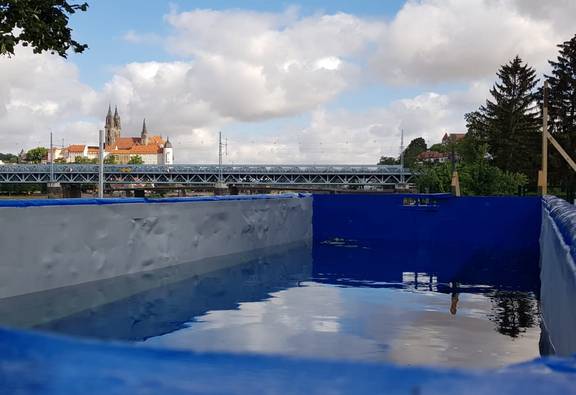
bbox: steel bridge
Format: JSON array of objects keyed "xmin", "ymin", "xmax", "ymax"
[{"xmin": 0, "ymin": 164, "xmax": 414, "ymax": 187}]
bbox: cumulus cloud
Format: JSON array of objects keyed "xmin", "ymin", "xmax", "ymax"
[
  {"xmin": 0, "ymin": 48, "xmax": 100, "ymax": 152},
  {"xmin": 370, "ymin": 0, "xmax": 564, "ymax": 84},
  {"xmin": 163, "ymin": 8, "xmax": 382, "ymax": 120}
]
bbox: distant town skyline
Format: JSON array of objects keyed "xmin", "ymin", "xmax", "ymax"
[{"xmin": 0, "ymin": 0, "xmax": 575, "ymax": 164}]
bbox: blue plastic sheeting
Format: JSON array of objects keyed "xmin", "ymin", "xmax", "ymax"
[
  {"xmin": 0, "ymin": 193, "xmax": 310, "ymax": 208},
  {"xmin": 0, "ymin": 327, "xmax": 575, "ymax": 395},
  {"xmin": 313, "ymin": 194, "xmax": 540, "ymax": 245},
  {"xmin": 312, "ymin": 194, "xmax": 542, "ymax": 283},
  {"xmin": 544, "ymin": 195, "xmax": 576, "ymax": 263}
]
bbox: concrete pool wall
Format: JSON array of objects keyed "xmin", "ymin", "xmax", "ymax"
[{"xmin": 0, "ymin": 194, "xmax": 312, "ymax": 300}]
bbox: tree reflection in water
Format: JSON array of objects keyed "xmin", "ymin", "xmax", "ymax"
[{"xmin": 488, "ymin": 291, "xmax": 538, "ymax": 338}]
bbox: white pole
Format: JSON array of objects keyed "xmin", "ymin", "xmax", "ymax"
[
  {"xmin": 98, "ymin": 129, "xmax": 104, "ymax": 198},
  {"xmin": 49, "ymin": 132, "xmax": 54, "ymax": 183},
  {"xmin": 218, "ymin": 131, "xmax": 223, "ymax": 184},
  {"xmin": 400, "ymin": 129, "xmax": 405, "ymax": 184}
]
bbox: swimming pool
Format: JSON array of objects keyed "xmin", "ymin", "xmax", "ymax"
[{"xmin": 0, "ymin": 194, "xmax": 574, "ymax": 394}]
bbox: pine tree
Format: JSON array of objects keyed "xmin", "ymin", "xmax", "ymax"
[
  {"xmin": 465, "ymin": 56, "xmax": 541, "ymax": 183},
  {"xmin": 544, "ymin": 35, "xmax": 576, "ymax": 200}
]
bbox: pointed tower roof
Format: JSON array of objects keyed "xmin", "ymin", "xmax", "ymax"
[
  {"xmin": 105, "ymin": 104, "xmax": 113, "ymax": 128},
  {"xmin": 164, "ymin": 137, "xmax": 173, "ymax": 149},
  {"xmin": 113, "ymin": 106, "xmax": 121, "ymax": 130},
  {"xmin": 142, "ymin": 118, "xmax": 148, "ymax": 134}
]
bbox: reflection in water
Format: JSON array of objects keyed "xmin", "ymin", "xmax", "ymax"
[
  {"xmin": 0, "ymin": 240, "xmax": 542, "ymax": 369},
  {"xmin": 450, "ymin": 282, "xmax": 460, "ymax": 316},
  {"xmin": 488, "ymin": 291, "xmax": 538, "ymax": 338}
]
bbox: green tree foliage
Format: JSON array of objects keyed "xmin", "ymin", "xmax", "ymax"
[
  {"xmin": 465, "ymin": 56, "xmax": 541, "ymax": 183},
  {"xmin": 544, "ymin": 34, "xmax": 576, "ymax": 200},
  {"xmin": 0, "ymin": 1, "xmax": 88, "ymax": 57},
  {"xmin": 416, "ymin": 160, "xmax": 527, "ymax": 196},
  {"xmin": 74, "ymin": 156, "xmax": 96, "ymax": 164},
  {"xmin": 428, "ymin": 143, "xmax": 447, "ymax": 153},
  {"xmin": 26, "ymin": 147, "xmax": 48, "ymax": 163},
  {"xmin": 378, "ymin": 156, "xmax": 399, "ymax": 165},
  {"xmin": 128, "ymin": 155, "xmax": 144, "ymax": 165},
  {"xmin": 104, "ymin": 155, "xmax": 117, "ymax": 164},
  {"xmin": 403, "ymin": 137, "xmax": 427, "ymax": 168},
  {"xmin": 0, "ymin": 153, "xmax": 18, "ymax": 163}
]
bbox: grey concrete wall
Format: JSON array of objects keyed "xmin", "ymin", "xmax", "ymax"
[{"xmin": 0, "ymin": 195, "xmax": 312, "ymax": 300}]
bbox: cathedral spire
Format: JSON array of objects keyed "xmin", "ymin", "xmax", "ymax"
[
  {"xmin": 141, "ymin": 118, "xmax": 149, "ymax": 145},
  {"xmin": 113, "ymin": 106, "xmax": 121, "ymax": 130},
  {"xmin": 105, "ymin": 104, "xmax": 113, "ymax": 128}
]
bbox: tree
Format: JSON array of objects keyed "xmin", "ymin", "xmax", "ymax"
[
  {"xmin": 104, "ymin": 155, "xmax": 117, "ymax": 164},
  {"xmin": 428, "ymin": 143, "xmax": 447, "ymax": 153},
  {"xmin": 26, "ymin": 147, "xmax": 48, "ymax": 163},
  {"xmin": 403, "ymin": 137, "xmax": 427, "ymax": 168},
  {"xmin": 128, "ymin": 155, "xmax": 144, "ymax": 165},
  {"xmin": 0, "ymin": 153, "xmax": 18, "ymax": 163},
  {"xmin": 415, "ymin": 143, "xmax": 528, "ymax": 196},
  {"xmin": 544, "ymin": 34, "xmax": 576, "ymax": 201},
  {"xmin": 465, "ymin": 56, "xmax": 541, "ymax": 184},
  {"xmin": 0, "ymin": 1, "xmax": 88, "ymax": 58},
  {"xmin": 378, "ymin": 156, "xmax": 399, "ymax": 165},
  {"xmin": 74, "ymin": 156, "xmax": 96, "ymax": 164}
]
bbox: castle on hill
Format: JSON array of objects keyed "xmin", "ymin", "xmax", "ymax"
[{"xmin": 50, "ymin": 106, "xmax": 174, "ymax": 165}]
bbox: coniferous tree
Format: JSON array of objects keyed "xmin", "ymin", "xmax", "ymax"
[
  {"xmin": 465, "ymin": 56, "xmax": 541, "ymax": 184},
  {"xmin": 544, "ymin": 35, "xmax": 576, "ymax": 200}
]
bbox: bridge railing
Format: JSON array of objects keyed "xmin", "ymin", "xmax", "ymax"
[{"xmin": 0, "ymin": 164, "xmax": 410, "ymax": 175}]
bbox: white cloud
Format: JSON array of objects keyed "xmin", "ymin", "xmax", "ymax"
[
  {"xmin": 370, "ymin": 0, "xmax": 566, "ymax": 85},
  {"xmin": 162, "ymin": 8, "xmax": 382, "ymax": 121},
  {"xmin": 121, "ymin": 30, "xmax": 163, "ymax": 45},
  {"xmin": 0, "ymin": 48, "xmax": 100, "ymax": 152}
]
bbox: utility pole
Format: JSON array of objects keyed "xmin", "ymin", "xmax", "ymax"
[
  {"xmin": 49, "ymin": 132, "xmax": 54, "ymax": 183},
  {"xmin": 400, "ymin": 129, "xmax": 405, "ymax": 184},
  {"xmin": 215, "ymin": 131, "xmax": 229, "ymax": 195},
  {"xmin": 539, "ymin": 81, "xmax": 549, "ymax": 195},
  {"xmin": 218, "ymin": 131, "xmax": 223, "ymax": 184},
  {"xmin": 98, "ymin": 129, "xmax": 104, "ymax": 198}
]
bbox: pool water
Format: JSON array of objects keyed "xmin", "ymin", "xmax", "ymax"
[{"xmin": 27, "ymin": 240, "xmax": 542, "ymax": 369}]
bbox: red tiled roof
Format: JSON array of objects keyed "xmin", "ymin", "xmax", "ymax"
[
  {"xmin": 443, "ymin": 133, "xmax": 466, "ymax": 142},
  {"xmin": 67, "ymin": 145, "xmax": 85, "ymax": 153},
  {"xmin": 106, "ymin": 145, "xmax": 163, "ymax": 154}
]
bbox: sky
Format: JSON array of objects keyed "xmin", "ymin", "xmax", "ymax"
[{"xmin": 1, "ymin": 0, "xmax": 575, "ymax": 164}]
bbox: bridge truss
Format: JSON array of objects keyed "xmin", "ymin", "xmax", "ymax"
[{"xmin": 0, "ymin": 165, "xmax": 414, "ymax": 187}]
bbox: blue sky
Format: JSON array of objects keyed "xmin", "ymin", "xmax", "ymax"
[{"xmin": 0, "ymin": 0, "xmax": 571, "ymax": 163}]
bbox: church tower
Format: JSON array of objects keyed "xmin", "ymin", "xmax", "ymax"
[
  {"xmin": 104, "ymin": 105, "xmax": 122, "ymax": 147},
  {"xmin": 105, "ymin": 105, "xmax": 114, "ymax": 146},
  {"xmin": 141, "ymin": 119, "xmax": 149, "ymax": 145},
  {"xmin": 113, "ymin": 106, "xmax": 122, "ymax": 142}
]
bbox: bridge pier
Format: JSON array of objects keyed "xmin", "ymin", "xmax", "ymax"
[
  {"xmin": 47, "ymin": 183, "xmax": 62, "ymax": 199},
  {"xmin": 214, "ymin": 182, "xmax": 229, "ymax": 196},
  {"xmin": 61, "ymin": 184, "xmax": 82, "ymax": 199}
]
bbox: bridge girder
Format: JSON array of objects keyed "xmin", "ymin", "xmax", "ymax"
[{"xmin": 0, "ymin": 165, "xmax": 414, "ymax": 186}]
